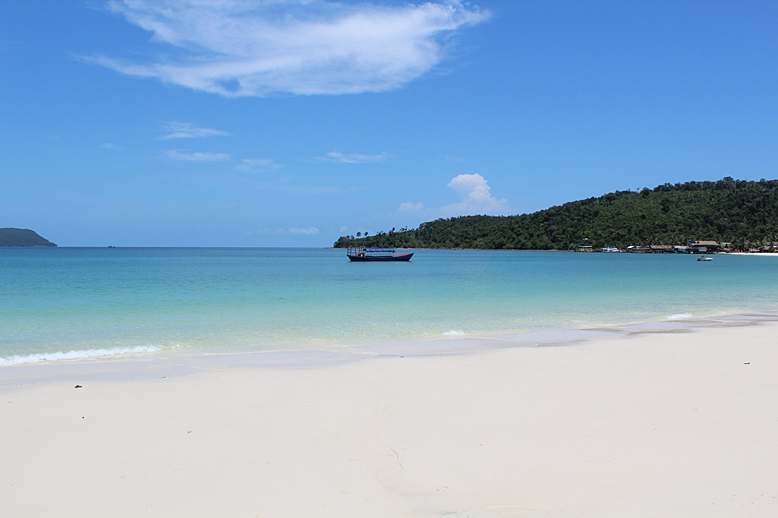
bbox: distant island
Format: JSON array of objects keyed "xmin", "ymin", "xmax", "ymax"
[
  {"xmin": 334, "ymin": 177, "xmax": 778, "ymax": 251},
  {"xmin": 0, "ymin": 228, "xmax": 57, "ymax": 247}
]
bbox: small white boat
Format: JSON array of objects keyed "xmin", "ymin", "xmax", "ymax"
[{"xmin": 697, "ymin": 255, "xmax": 713, "ymax": 262}]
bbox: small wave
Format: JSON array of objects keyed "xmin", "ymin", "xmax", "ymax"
[
  {"xmin": 666, "ymin": 313, "xmax": 693, "ymax": 321},
  {"xmin": 443, "ymin": 330, "xmax": 465, "ymax": 336},
  {"xmin": 0, "ymin": 345, "xmax": 161, "ymax": 366}
]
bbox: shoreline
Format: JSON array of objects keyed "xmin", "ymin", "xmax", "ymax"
[
  {"xmin": 3, "ymin": 308, "xmax": 778, "ymax": 389},
  {"xmin": 3, "ymin": 312, "xmax": 777, "ymax": 517},
  {"xmin": 334, "ymin": 245, "xmax": 778, "ymax": 255}
]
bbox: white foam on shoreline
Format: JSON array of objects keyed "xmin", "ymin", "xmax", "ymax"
[
  {"xmin": 4, "ymin": 310, "xmax": 778, "ymax": 389},
  {"xmin": 0, "ymin": 345, "xmax": 161, "ymax": 366},
  {"xmin": 667, "ymin": 313, "xmax": 693, "ymax": 320}
]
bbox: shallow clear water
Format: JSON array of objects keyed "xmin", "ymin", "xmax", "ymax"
[{"xmin": 2, "ymin": 247, "xmax": 777, "ymax": 364}]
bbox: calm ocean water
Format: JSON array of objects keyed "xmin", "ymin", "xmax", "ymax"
[{"xmin": 2, "ymin": 247, "xmax": 778, "ymax": 365}]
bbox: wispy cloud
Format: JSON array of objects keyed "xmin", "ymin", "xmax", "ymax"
[
  {"xmin": 251, "ymin": 226, "xmax": 321, "ymax": 236},
  {"xmin": 237, "ymin": 158, "xmax": 282, "ymax": 172},
  {"xmin": 317, "ymin": 151, "xmax": 390, "ymax": 164},
  {"xmin": 398, "ymin": 173, "xmax": 509, "ymax": 218},
  {"xmin": 398, "ymin": 201, "xmax": 425, "ymax": 213},
  {"xmin": 89, "ymin": 0, "xmax": 489, "ymax": 97},
  {"xmin": 163, "ymin": 149, "xmax": 231, "ymax": 162},
  {"xmin": 162, "ymin": 121, "xmax": 228, "ymax": 139},
  {"xmin": 283, "ymin": 227, "xmax": 320, "ymax": 235}
]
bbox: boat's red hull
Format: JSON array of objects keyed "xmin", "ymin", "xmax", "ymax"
[{"xmin": 347, "ymin": 253, "xmax": 413, "ymax": 262}]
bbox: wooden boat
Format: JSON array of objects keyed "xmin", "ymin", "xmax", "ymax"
[{"xmin": 347, "ymin": 247, "xmax": 413, "ymax": 262}]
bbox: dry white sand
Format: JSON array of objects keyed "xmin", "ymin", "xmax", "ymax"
[{"xmin": 2, "ymin": 323, "xmax": 777, "ymax": 517}]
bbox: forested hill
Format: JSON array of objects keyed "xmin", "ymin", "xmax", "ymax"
[
  {"xmin": 334, "ymin": 178, "xmax": 778, "ymax": 250},
  {"xmin": 0, "ymin": 228, "xmax": 57, "ymax": 247}
]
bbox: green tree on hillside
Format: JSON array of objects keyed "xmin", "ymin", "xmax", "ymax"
[{"xmin": 334, "ymin": 178, "xmax": 778, "ymax": 250}]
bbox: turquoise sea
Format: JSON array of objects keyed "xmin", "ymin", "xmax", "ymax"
[{"xmin": 2, "ymin": 247, "xmax": 778, "ymax": 366}]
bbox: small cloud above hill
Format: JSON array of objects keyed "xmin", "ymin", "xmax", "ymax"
[
  {"xmin": 442, "ymin": 173, "xmax": 508, "ymax": 216},
  {"xmin": 398, "ymin": 173, "xmax": 510, "ymax": 219}
]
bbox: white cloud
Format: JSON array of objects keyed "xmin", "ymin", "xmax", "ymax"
[
  {"xmin": 398, "ymin": 201, "xmax": 425, "ymax": 212},
  {"xmin": 441, "ymin": 173, "xmax": 508, "ymax": 216},
  {"xmin": 163, "ymin": 149, "xmax": 231, "ymax": 162},
  {"xmin": 237, "ymin": 158, "xmax": 281, "ymax": 172},
  {"xmin": 397, "ymin": 173, "xmax": 509, "ymax": 219},
  {"xmin": 283, "ymin": 227, "xmax": 320, "ymax": 235},
  {"xmin": 90, "ymin": 0, "xmax": 489, "ymax": 97},
  {"xmin": 317, "ymin": 151, "xmax": 389, "ymax": 164},
  {"xmin": 162, "ymin": 121, "xmax": 228, "ymax": 139}
]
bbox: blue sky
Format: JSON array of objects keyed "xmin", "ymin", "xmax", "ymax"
[{"xmin": 2, "ymin": 0, "xmax": 776, "ymax": 247}]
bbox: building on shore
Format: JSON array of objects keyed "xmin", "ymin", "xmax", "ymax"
[
  {"xmin": 581, "ymin": 240, "xmax": 737, "ymax": 254},
  {"xmin": 690, "ymin": 240, "xmax": 721, "ymax": 254}
]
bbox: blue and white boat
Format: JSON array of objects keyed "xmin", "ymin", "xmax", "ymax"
[{"xmin": 347, "ymin": 247, "xmax": 413, "ymax": 262}]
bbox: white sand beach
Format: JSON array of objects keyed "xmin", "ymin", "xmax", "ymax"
[{"xmin": 2, "ymin": 322, "xmax": 777, "ymax": 518}]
